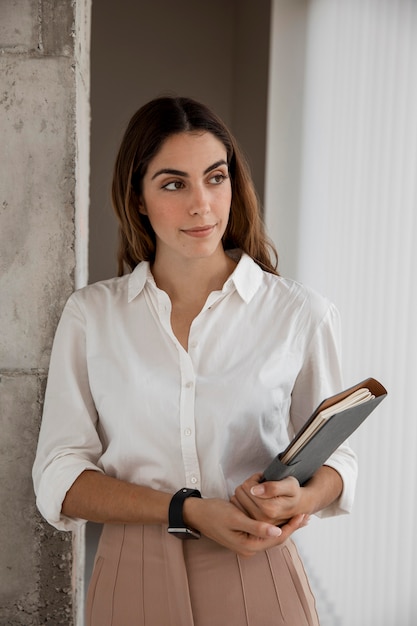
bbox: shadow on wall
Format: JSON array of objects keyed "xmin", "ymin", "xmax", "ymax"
[{"xmin": 89, "ymin": 0, "xmax": 272, "ymax": 283}]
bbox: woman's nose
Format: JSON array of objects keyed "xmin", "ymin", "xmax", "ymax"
[{"xmin": 189, "ymin": 185, "xmax": 210, "ymax": 215}]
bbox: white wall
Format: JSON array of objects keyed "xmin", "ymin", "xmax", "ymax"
[{"xmin": 266, "ymin": 1, "xmax": 417, "ymax": 624}]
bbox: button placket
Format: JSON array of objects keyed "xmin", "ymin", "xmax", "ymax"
[{"xmin": 178, "ymin": 350, "xmax": 201, "ymax": 489}]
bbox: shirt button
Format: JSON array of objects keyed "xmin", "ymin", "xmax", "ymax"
[
  {"xmin": 184, "ymin": 428, "xmax": 192, "ymax": 436},
  {"xmin": 190, "ymin": 340, "xmax": 198, "ymax": 349},
  {"xmin": 185, "ymin": 381, "xmax": 193, "ymax": 389},
  {"xmin": 190, "ymin": 476, "xmax": 198, "ymax": 484}
]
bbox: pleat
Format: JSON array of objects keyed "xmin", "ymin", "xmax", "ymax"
[
  {"xmin": 183, "ymin": 537, "xmax": 319, "ymax": 626},
  {"xmin": 86, "ymin": 524, "xmax": 195, "ymax": 626},
  {"xmin": 111, "ymin": 524, "xmax": 143, "ymax": 623},
  {"xmin": 86, "ymin": 524, "xmax": 125, "ymax": 625},
  {"xmin": 86, "ymin": 525, "xmax": 319, "ymax": 626},
  {"xmin": 183, "ymin": 533, "xmax": 250, "ymax": 625}
]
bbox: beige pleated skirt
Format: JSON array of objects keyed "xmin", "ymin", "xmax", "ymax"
[{"xmin": 86, "ymin": 524, "xmax": 319, "ymax": 626}]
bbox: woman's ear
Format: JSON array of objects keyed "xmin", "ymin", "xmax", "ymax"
[{"xmin": 138, "ymin": 198, "xmax": 147, "ymax": 215}]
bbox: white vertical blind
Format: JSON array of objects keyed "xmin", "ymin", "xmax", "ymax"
[{"xmin": 266, "ymin": 1, "xmax": 417, "ymax": 624}]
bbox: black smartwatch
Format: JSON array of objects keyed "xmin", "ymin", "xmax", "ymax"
[{"xmin": 167, "ymin": 488, "xmax": 202, "ymax": 539}]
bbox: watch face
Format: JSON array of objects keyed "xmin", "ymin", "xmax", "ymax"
[{"xmin": 167, "ymin": 527, "xmax": 201, "ymax": 540}]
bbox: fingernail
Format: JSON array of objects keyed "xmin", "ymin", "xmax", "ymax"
[
  {"xmin": 267, "ymin": 526, "xmax": 282, "ymax": 537},
  {"xmin": 251, "ymin": 485, "xmax": 265, "ymax": 496}
]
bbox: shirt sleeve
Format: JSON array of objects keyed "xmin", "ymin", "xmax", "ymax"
[
  {"xmin": 32, "ymin": 294, "xmax": 104, "ymax": 531},
  {"xmin": 290, "ymin": 299, "xmax": 358, "ymax": 517}
]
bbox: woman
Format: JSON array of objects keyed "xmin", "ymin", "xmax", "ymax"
[{"xmin": 33, "ymin": 96, "xmax": 357, "ymax": 626}]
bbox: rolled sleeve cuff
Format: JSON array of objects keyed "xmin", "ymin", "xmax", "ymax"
[
  {"xmin": 35, "ymin": 458, "xmax": 104, "ymax": 531},
  {"xmin": 315, "ymin": 444, "xmax": 358, "ymax": 518}
]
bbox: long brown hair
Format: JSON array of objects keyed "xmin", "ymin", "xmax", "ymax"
[{"xmin": 111, "ymin": 96, "xmax": 278, "ymax": 275}]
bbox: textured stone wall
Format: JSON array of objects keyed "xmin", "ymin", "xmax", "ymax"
[{"xmin": 0, "ymin": 1, "xmax": 90, "ymax": 623}]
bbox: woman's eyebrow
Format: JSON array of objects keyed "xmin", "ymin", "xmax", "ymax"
[
  {"xmin": 203, "ymin": 159, "xmax": 228, "ymax": 175},
  {"xmin": 151, "ymin": 168, "xmax": 187, "ymax": 180},
  {"xmin": 151, "ymin": 159, "xmax": 228, "ymax": 181}
]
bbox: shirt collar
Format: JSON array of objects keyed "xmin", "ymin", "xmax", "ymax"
[
  {"xmin": 126, "ymin": 251, "xmax": 264, "ymax": 304},
  {"xmin": 224, "ymin": 250, "xmax": 264, "ymax": 303},
  {"xmin": 127, "ymin": 261, "xmax": 152, "ymax": 302}
]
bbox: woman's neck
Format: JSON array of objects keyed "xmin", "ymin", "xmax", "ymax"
[
  {"xmin": 151, "ymin": 250, "xmax": 236, "ymax": 305},
  {"xmin": 150, "ymin": 249, "xmax": 237, "ymax": 351}
]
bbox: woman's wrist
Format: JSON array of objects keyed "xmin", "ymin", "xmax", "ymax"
[
  {"xmin": 182, "ymin": 492, "xmax": 205, "ymax": 530},
  {"xmin": 302, "ymin": 466, "xmax": 343, "ymax": 514}
]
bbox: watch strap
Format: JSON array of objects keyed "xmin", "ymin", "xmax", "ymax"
[{"xmin": 168, "ymin": 488, "xmax": 202, "ymax": 539}]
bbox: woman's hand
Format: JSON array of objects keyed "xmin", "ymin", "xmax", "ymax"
[
  {"xmin": 231, "ymin": 472, "xmax": 310, "ymax": 527},
  {"xmin": 231, "ymin": 466, "xmax": 344, "ymax": 529},
  {"xmin": 183, "ymin": 495, "xmax": 307, "ymax": 557}
]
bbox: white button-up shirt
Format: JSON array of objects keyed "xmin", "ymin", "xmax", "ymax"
[{"xmin": 33, "ymin": 252, "xmax": 357, "ymax": 530}]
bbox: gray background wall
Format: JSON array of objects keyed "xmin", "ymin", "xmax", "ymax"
[{"xmin": 89, "ymin": 0, "xmax": 272, "ymax": 282}]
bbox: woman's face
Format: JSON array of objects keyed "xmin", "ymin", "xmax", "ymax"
[{"xmin": 139, "ymin": 131, "xmax": 232, "ymax": 265}]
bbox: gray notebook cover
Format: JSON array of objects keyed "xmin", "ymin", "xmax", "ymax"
[{"xmin": 262, "ymin": 378, "xmax": 387, "ymax": 486}]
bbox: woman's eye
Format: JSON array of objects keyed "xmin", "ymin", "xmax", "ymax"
[
  {"xmin": 208, "ymin": 173, "xmax": 227, "ymax": 185},
  {"xmin": 162, "ymin": 180, "xmax": 184, "ymax": 191}
]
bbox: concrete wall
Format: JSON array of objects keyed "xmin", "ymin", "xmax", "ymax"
[{"xmin": 0, "ymin": 1, "xmax": 90, "ymax": 624}]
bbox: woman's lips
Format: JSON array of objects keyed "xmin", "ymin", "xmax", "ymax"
[{"xmin": 181, "ymin": 225, "xmax": 216, "ymax": 238}]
